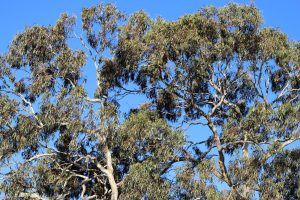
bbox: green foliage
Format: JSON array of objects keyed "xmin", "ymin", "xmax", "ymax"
[{"xmin": 0, "ymin": 3, "xmax": 299, "ymax": 200}]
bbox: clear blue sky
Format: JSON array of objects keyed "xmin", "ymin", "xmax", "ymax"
[{"xmin": 1, "ymin": 0, "xmax": 300, "ymax": 53}]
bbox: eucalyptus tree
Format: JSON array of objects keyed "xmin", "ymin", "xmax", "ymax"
[{"xmin": 0, "ymin": 3, "xmax": 299, "ymax": 200}]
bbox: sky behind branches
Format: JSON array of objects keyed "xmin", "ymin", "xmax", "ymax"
[
  {"xmin": 1, "ymin": 0, "xmax": 300, "ymax": 145},
  {"xmin": 1, "ymin": 0, "xmax": 299, "ymax": 139},
  {"xmin": 0, "ymin": 1, "xmax": 299, "ymax": 197}
]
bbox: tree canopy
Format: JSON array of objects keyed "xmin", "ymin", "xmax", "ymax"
[{"xmin": 0, "ymin": 3, "xmax": 299, "ymax": 200}]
